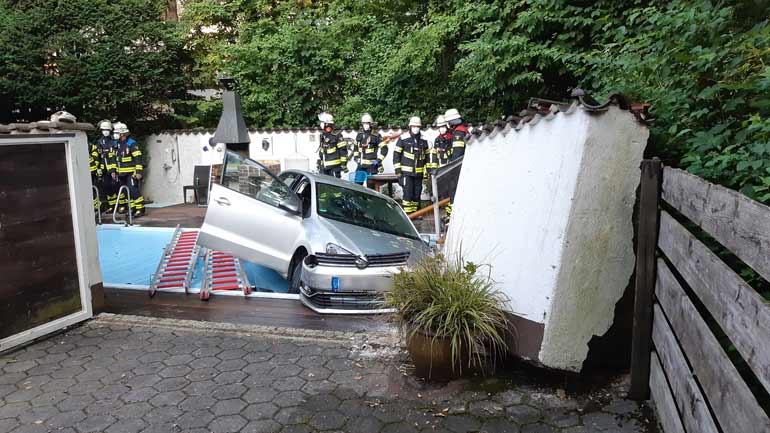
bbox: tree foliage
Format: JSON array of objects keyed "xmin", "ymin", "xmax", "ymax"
[
  {"xmin": 0, "ymin": 0, "xmax": 191, "ymax": 133},
  {"xmin": 1, "ymin": 0, "xmax": 769, "ymax": 201},
  {"xmin": 581, "ymin": 0, "xmax": 770, "ymax": 200},
  {"xmin": 178, "ymin": 0, "xmax": 770, "ymax": 200}
]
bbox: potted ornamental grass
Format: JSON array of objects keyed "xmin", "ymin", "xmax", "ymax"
[{"xmin": 385, "ymin": 253, "xmax": 511, "ymax": 381}]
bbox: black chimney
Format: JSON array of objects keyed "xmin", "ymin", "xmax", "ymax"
[{"xmin": 211, "ymin": 77, "xmax": 250, "ymax": 147}]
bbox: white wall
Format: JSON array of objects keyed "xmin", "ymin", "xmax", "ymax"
[
  {"xmin": 539, "ymin": 106, "xmax": 648, "ymax": 370},
  {"xmin": 144, "ymin": 128, "xmax": 440, "ymax": 206},
  {"xmin": 445, "ymin": 109, "xmax": 588, "ymax": 327},
  {"xmin": 71, "ymin": 130, "xmax": 103, "ymax": 291},
  {"xmin": 445, "ymin": 104, "xmax": 648, "ymax": 372}
]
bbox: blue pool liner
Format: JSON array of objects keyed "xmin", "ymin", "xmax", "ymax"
[{"xmin": 97, "ymin": 225, "xmax": 288, "ymax": 293}]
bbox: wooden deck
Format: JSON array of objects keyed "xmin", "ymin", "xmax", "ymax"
[
  {"xmin": 108, "ymin": 203, "xmax": 207, "ymax": 228},
  {"xmin": 104, "ymin": 287, "xmax": 392, "ymax": 333}
]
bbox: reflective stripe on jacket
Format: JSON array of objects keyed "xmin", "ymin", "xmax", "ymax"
[
  {"xmin": 116, "ymin": 138, "xmax": 142, "ymax": 174},
  {"xmin": 449, "ymin": 125, "xmax": 469, "ymax": 162},
  {"xmin": 318, "ymin": 131, "xmax": 346, "ymax": 169},
  {"xmin": 353, "ymin": 131, "xmax": 387, "ymax": 166},
  {"xmin": 89, "ymin": 144, "xmax": 99, "ymax": 173},
  {"xmin": 427, "ymin": 135, "xmax": 451, "ymax": 171},
  {"xmin": 393, "ymin": 134, "xmax": 428, "ymax": 177},
  {"xmin": 95, "ymin": 137, "xmax": 117, "ymax": 173}
]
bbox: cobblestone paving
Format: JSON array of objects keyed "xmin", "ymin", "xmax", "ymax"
[{"xmin": 0, "ymin": 315, "xmax": 657, "ymax": 433}]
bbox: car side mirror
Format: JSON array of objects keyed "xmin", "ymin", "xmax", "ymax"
[
  {"xmin": 420, "ymin": 234, "xmax": 433, "ymax": 246},
  {"xmin": 278, "ymin": 196, "xmax": 301, "ymax": 215}
]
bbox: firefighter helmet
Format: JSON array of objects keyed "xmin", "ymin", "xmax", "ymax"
[
  {"xmin": 113, "ymin": 122, "xmax": 129, "ymax": 134},
  {"xmin": 408, "ymin": 116, "xmax": 422, "ymax": 127},
  {"xmin": 435, "ymin": 115, "xmax": 447, "ymax": 127},
  {"xmin": 318, "ymin": 112, "xmax": 334, "ymax": 124},
  {"xmin": 361, "ymin": 113, "xmax": 373, "ymax": 124},
  {"xmin": 444, "ymin": 108, "xmax": 461, "ymax": 121},
  {"xmin": 98, "ymin": 120, "xmax": 113, "ymax": 131}
]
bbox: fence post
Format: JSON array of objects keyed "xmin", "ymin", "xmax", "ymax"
[{"xmin": 629, "ymin": 158, "xmax": 662, "ymax": 401}]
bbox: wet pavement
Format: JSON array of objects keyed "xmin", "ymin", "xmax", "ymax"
[{"xmin": 0, "ymin": 314, "xmax": 658, "ymax": 433}]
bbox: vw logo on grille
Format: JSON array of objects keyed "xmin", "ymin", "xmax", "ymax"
[{"xmin": 355, "ymin": 256, "xmax": 369, "ymax": 270}]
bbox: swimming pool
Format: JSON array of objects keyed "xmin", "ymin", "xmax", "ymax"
[{"xmin": 97, "ymin": 225, "xmax": 291, "ymax": 295}]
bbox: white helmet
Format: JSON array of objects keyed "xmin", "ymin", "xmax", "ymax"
[
  {"xmin": 435, "ymin": 115, "xmax": 447, "ymax": 127},
  {"xmin": 361, "ymin": 113, "xmax": 373, "ymax": 124},
  {"xmin": 113, "ymin": 122, "xmax": 129, "ymax": 134},
  {"xmin": 318, "ymin": 112, "xmax": 334, "ymax": 124},
  {"xmin": 444, "ymin": 108, "xmax": 461, "ymax": 122},
  {"xmin": 408, "ymin": 116, "xmax": 422, "ymax": 127}
]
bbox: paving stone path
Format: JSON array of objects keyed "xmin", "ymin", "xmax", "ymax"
[{"xmin": 0, "ymin": 315, "xmax": 658, "ymax": 433}]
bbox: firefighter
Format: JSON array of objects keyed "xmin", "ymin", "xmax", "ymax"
[
  {"xmin": 427, "ymin": 115, "xmax": 450, "ymax": 173},
  {"xmin": 89, "ymin": 132, "xmax": 102, "ymax": 213},
  {"xmin": 94, "ymin": 120, "xmax": 118, "ymax": 212},
  {"xmin": 113, "ymin": 122, "xmax": 145, "ymax": 217},
  {"xmin": 393, "ymin": 117, "xmax": 428, "ymax": 214},
  {"xmin": 444, "ymin": 108, "xmax": 469, "ymax": 218},
  {"xmin": 316, "ymin": 112, "xmax": 347, "ymax": 178},
  {"xmin": 352, "ymin": 113, "xmax": 386, "ymax": 182},
  {"xmin": 445, "ymin": 108, "xmax": 469, "ymax": 162}
]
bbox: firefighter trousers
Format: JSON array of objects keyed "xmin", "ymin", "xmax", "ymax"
[
  {"xmin": 401, "ymin": 175, "xmax": 422, "ymax": 213},
  {"xmin": 321, "ymin": 167, "xmax": 342, "ymax": 178},
  {"xmin": 103, "ymin": 175, "xmax": 120, "ymax": 211},
  {"xmin": 117, "ymin": 175, "xmax": 145, "ymax": 213}
]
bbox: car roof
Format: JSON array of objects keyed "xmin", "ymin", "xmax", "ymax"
[{"xmin": 281, "ymin": 170, "xmax": 390, "ymax": 198}]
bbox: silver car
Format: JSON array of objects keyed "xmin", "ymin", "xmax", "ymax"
[{"xmin": 198, "ymin": 150, "xmax": 431, "ymax": 314}]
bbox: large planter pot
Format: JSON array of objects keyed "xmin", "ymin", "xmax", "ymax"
[{"xmin": 406, "ymin": 331, "xmax": 463, "ymax": 381}]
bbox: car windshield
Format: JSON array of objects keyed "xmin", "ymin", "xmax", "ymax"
[{"xmin": 316, "ymin": 183, "xmax": 419, "ymax": 240}]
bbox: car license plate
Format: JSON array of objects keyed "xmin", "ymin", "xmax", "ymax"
[{"xmin": 331, "ymin": 277, "xmax": 340, "ymax": 292}]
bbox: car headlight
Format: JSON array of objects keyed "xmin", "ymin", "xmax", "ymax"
[{"xmin": 325, "ymin": 243, "xmax": 354, "ymax": 255}]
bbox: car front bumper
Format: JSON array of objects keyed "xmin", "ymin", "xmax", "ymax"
[{"xmin": 299, "ymin": 261, "xmax": 400, "ymax": 314}]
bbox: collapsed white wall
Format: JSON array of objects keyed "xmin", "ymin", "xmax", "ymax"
[
  {"xmin": 144, "ymin": 128, "xmax": 440, "ymax": 206},
  {"xmin": 445, "ymin": 103, "xmax": 648, "ymax": 372}
]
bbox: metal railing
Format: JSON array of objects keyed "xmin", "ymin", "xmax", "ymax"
[{"xmin": 112, "ymin": 185, "xmax": 133, "ymax": 226}]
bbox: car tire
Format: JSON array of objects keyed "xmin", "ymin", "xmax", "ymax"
[{"xmin": 288, "ymin": 253, "xmax": 306, "ymax": 294}]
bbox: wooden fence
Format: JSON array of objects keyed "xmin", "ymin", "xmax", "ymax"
[{"xmin": 629, "ymin": 159, "xmax": 770, "ymax": 433}]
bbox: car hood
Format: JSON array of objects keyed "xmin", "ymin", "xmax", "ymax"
[{"xmin": 317, "ymin": 217, "xmax": 430, "ymax": 262}]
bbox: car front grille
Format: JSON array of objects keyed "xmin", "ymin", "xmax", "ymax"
[
  {"xmin": 315, "ymin": 252, "xmax": 409, "ymax": 267},
  {"xmin": 367, "ymin": 252, "xmax": 411, "ymax": 267},
  {"xmin": 302, "ymin": 288, "xmax": 386, "ymax": 311}
]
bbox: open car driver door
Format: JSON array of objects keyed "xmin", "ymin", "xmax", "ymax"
[{"xmin": 198, "ymin": 151, "xmax": 303, "ymax": 276}]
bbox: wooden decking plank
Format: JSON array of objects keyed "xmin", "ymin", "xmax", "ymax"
[{"xmin": 104, "ymin": 287, "xmax": 390, "ymax": 333}]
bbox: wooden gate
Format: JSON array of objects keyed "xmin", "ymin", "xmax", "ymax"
[
  {"xmin": 0, "ymin": 132, "xmax": 99, "ymax": 352},
  {"xmin": 629, "ymin": 159, "xmax": 770, "ymax": 432}
]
